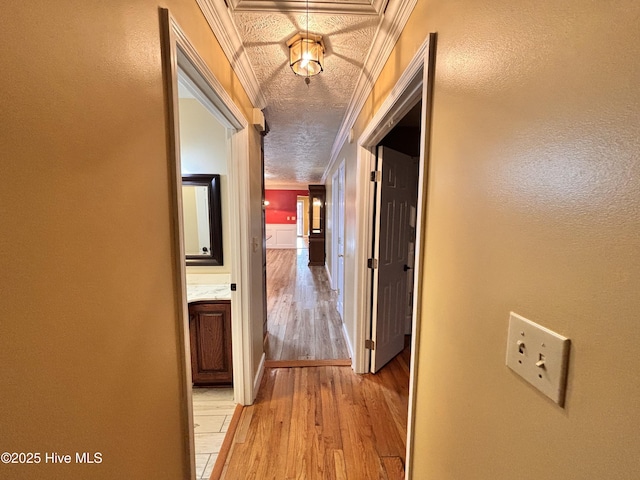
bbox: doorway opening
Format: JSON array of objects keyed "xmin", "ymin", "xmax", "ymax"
[
  {"xmin": 161, "ymin": 9, "xmax": 258, "ymax": 479},
  {"xmin": 296, "ymin": 195, "xmax": 308, "ymax": 249},
  {"xmin": 353, "ymin": 32, "xmax": 436, "ymax": 479},
  {"xmin": 296, "ymin": 198, "xmax": 304, "ymax": 237},
  {"xmin": 264, "ymin": 188, "xmax": 350, "ymax": 365},
  {"xmin": 370, "ymin": 102, "xmax": 422, "ymax": 373},
  {"xmin": 176, "ymin": 71, "xmax": 237, "ymax": 479}
]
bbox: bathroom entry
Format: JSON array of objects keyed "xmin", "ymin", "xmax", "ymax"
[
  {"xmin": 163, "ymin": 10, "xmax": 261, "ymax": 478},
  {"xmin": 168, "ymin": 40, "xmax": 254, "ymax": 406}
]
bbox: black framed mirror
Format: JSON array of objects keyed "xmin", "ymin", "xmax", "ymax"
[{"xmin": 181, "ymin": 174, "xmax": 223, "ymax": 266}]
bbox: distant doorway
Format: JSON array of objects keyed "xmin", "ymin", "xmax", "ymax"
[
  {"xmin": 296, "ymin": 200, "xmax": 304, "ymax": 236},
  {"xmin": 296, "ymin": 195, "xmax": 308, "ymax": 238}
]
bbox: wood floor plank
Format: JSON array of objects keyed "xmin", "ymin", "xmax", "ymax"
[
  {"xmin": 319, "ymin": 368, "xmax": 343, "ymax": 452},
  {"xmin": 271, "ymin": 369, "xmax": 293, "ymax": 479},
  {"xmin": 234, "ymin": 406, "xmax": 254, "ymax": 444},
  {"xmin": 336, "ymin": 375, "xmax": 386, "ymax": 479},
  {"xmin": 333, "ymin": 449, "xmax": 348, "ymax": 480},
  {"xmin": 382, "ymin": 456, "xmax": 406, "ymax": 480},
  {"xmin": 361, "ymin": 376, "xmax": 399, "ymax": 458},
  {"xmin": 377, "ymin": 365, "xmax": 409, "ymax": 448},
  {"xmin": 284, "ymin": 368, "xmax": 308, "ymax": 479}
]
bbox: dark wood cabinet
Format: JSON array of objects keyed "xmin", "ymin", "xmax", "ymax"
[
  {"xmin": 308, "ymin": 184, "xmax": 326, "ymax": 266},
  {"xmin": 188, "ymin": 300, "xmax": 233, "ymax": 386}
]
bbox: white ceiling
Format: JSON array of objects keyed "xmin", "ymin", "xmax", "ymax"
[{"xmin": 197, "ymin": 0, "xmax": 416, "ymax": 187}]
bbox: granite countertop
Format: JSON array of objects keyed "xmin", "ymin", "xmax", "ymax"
[{"xmin": 186, "ymin": 284, "xmax": 232, "ymax": 303}]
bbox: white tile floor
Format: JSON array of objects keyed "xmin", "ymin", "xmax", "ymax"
[{"xmin": 192, "ymin": 387, "xmax": 235, "ymax": 480}]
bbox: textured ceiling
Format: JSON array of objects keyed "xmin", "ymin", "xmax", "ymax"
[{"xmin": 231, "ymin": 7, "xmax": 380, "ymax": 185}]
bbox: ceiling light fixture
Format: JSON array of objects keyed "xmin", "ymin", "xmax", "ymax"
[{"xmin": 286, "ymin": 0, "xmax": 324, "ymax": 84}]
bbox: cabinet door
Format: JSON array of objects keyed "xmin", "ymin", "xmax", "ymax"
[
  {"xmin": 188, "ymin": 301, "xmax": 233, "ymax": 386},
  {"xmin": 308, "ymin": 237, "xmax": 325, "ymax": 266}
]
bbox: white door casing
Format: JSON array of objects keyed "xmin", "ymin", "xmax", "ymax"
[
  {"xmin": 332, "ymin": 169, "xmax": 340, "ymax": 291},
  {"xmin": 354, "ymin": 45, "xmax": 428, "ymax": 375},
  {"xmin": 336, "ymin": 161, "xmax": 345, "ymax": 318},
  {"xmin": 405, "ymin": 157, "xmax": 419, "ymax": 334}
]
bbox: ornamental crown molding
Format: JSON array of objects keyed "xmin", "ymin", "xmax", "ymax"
[
  {"xmin": 228, "ymin": 0, "xmax": 387, "ymax": 15},
  {"xmin": 196, "ymin": 0, "xmax": 267, "ymax": 109}
]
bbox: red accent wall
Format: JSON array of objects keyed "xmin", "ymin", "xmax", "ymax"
[{"xmin": 265, "ymin": 190, "xmax": 308, "ymax": 224}]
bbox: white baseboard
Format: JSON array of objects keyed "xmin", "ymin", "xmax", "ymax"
[
  {"xmin": 342, "ymin": 322, "xmax": 354, "ymax": 362},
  {"xmin": 252, "ymin": 352, "xmax": 266, "ymax": 403}
]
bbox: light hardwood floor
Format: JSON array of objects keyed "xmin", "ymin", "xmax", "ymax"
[
  {"xmin": 220, "ymin": 345, "xmax": 410, "ymax": 479},
  {"xmin": 265, "ymin": 247, "xmax": 351, "ymax": 363}
]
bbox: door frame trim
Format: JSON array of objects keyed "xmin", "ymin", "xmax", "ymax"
[
  {"xmin": 353, "ymin": 32, "xmax": 437, "ymax": 479},
  {"xmin": 353, "ymin": 34, "xmax": 429, "ymax": 373},
  {"xmin": 331, "ymin": 168, "xmax": 339, "ymax": 291},
  {"xmin": 161, "ymin": 8, "xmax": 256, "ymax": 477},
  {"xmin": 331, "ymin": 159, "xmax": 346, "ymax": 318}
]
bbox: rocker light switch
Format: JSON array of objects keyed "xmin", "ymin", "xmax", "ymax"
[{"xmin": 506, "ymin": 312, "xmax": 571, "ymax": 407}]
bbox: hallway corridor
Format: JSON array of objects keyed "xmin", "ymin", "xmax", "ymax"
[{"xmin": 265, "ymin": 248, "xmax": 351, "ymax": 364}]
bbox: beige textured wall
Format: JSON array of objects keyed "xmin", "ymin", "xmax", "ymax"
[
  {"xmin": 332, "ymin": 0, "xmax": 640, "ymax": 478},
  {"xmin": 179, "ymin": 98, "xmax": 232, "ymax": 275},
  {"xmin": 0, "ymin": 1, "xmax": 260, "ymax": 478}
]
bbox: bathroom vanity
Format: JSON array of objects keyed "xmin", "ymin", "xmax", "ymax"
[{"xmin": 187, "ymin": 285, "xmax": 232, "ymax": 386}]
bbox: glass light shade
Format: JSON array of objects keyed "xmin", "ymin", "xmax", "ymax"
[{"xmin": 287, "ymin": 33, "xmax": 324, "ymax": 77}]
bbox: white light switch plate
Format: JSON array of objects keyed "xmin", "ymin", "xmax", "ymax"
[{"xmin": 506, "ymin": 312, "xmax": 571, "ymax": 406}]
